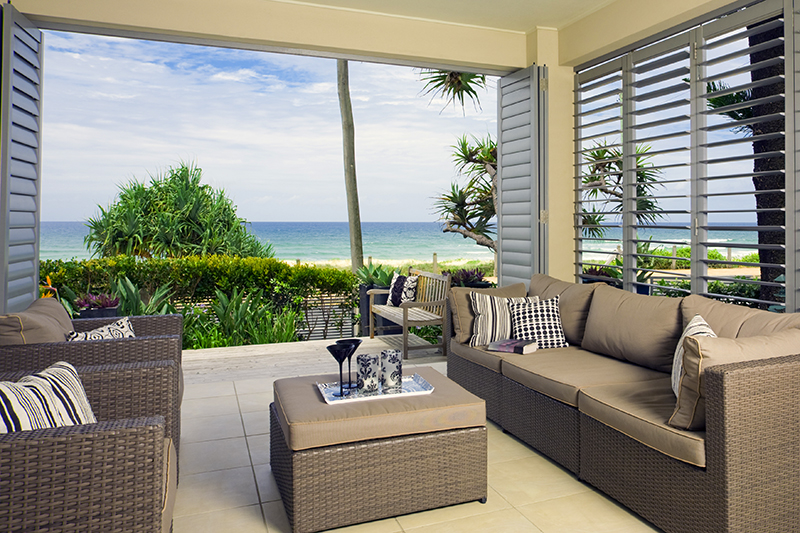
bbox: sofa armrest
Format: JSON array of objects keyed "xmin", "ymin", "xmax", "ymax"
[
  {"xmin": 72, "ymin": 313, "xmax": 183, "ymax": 338},
  {"xmin": 0, "ymin": 334, "xmax": 182, "ymax": 372},
  {"xmin": 0, "ymin": 417, "xmax": 166, "ymax": 532},
  {"xmin": 705, "ymin": 353, "xmax": 800, "ymax": 532}
]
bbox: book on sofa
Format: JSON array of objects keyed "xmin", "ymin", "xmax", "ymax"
[{"xmin": 486, "ymin": 338, "xmax": 538, "ymax": 354}]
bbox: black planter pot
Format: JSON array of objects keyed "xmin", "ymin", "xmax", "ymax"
[
  {"xmin": 358, "ymin": 284, "xmax": 402, "ymax": 336},
  {"xmin": 453, "ymin": 281, "xmax": 493, "ymax": 289},
  {"xmin": 78, "ymin": 307, "xmax": 119, "ymax": 319}
]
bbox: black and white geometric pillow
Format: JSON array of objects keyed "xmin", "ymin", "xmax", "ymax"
[
  {"xmin": 509, "ymin": 295, "xmax": 569, "ymax": 349},
  {"xmin": 386, "ymin": 273, "xmax": 418, "ymax": 307},
  {"xmin": 68, "ymin": 316, "xmax": 136, "ymax": 341},
  {"xmin": 469, "ymin": 293, "xmax": 539, "ymax": 347},
  {"xmin": 0, "ymin": 361, "xmax": 96, "ymax": 433}
]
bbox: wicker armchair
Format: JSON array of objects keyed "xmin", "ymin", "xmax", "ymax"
[
  {"xmin": 0, "ymin": 360, "xmax": 179, "ymax": 533},
  {"xmin": 0, "ymin": 314, "xmax": 184, "ymax": 451}
]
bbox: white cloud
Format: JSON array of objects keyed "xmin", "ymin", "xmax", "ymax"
[{"xmin": 41, "ymin": 31, "xmax": 497, "ymax": 223}]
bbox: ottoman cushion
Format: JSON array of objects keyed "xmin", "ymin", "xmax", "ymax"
[{"xmin": 273, "ymin": 367, "xmax": 485, "ymax": 451}]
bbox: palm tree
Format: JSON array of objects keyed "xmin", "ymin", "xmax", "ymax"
[
  {"xmin": 419, "ymin": 70, "xmax": 487, "ymax": 114},
  {"xmin": 336, "ymin": 59, "xmax": 364, "ymax": 273}
]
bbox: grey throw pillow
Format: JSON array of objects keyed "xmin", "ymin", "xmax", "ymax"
[{"xmin": 671, "ymin": 314, "xmax": 716, "ymax": 397}]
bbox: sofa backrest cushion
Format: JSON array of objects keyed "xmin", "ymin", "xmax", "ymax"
[
  {"xmin": 528, "ymin": 274, "xmax": 599, "ymax": 346},
  {"xmin": 669, "ymin": 328, "xmax": 800, "ymax": 430},
  {"xmin": 449, "ymin": 283, "xmax": 527, "ymax": 345},
  {"xmin": 681, "ymin": 294, "xmax": 800, "ymax": 338},
  {"xmin": 582, "ymin": 284, "xmax": 682, "ymax": 373},
  {"xmin": 0, "ymin": 298, "xmax": 73, "ymax": 345}
]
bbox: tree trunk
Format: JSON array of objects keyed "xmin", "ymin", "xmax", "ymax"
[
  {"xmin": 748, "ymin": 19, "xmax": 785, "ymax": 308},
  {"xmin": 337, "ymin": 59, "xmax": 364, "ymax": 273}
]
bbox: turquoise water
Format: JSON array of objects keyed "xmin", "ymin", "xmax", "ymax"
[{"xmin": 39, "ymin": 221, "xmax": 496, "ymax": 263}]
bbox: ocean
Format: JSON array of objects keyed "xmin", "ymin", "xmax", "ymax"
[
  {"xmin": 39, "ymin": 221, "xmax": 758, "ymax": 264},
  {"xmin": 39, "ymin": 221, "xmax": 496, "ymax": 263}
]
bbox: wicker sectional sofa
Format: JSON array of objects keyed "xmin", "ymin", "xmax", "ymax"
[{"xmin": 446, "ymin": 274, "xmax": 800, "ymax": 533}]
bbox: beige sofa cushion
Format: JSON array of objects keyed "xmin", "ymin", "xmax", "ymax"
[
  {"xmin": 273, "ymin": 367, "xmax": 485, "ymax": 451},
  {"xmin": 528, "ymin": 274, "xmax": 599, "ymax": 346},
  {"xmin": 680, "ymin": 295, "xmax": 758, "ymax": 338},
  {"xmin": 669, "ymin": 328, "xmax": 800, "ymax": 430},
  {"xmin": 501, "ymin": 346, "xmax": 665, "ymax": 407},
  {"xmin": 450, "ymin": 339, "xmax": 505, "ymax": 373},
  {"xmin": 579, "ymin": 378, "xmax": 706, "ymax": 467},
  {"xmin": 449, "ymin": 283, "xmax": 527, "ymax": 344},
  {"xmin": 582, "ymin": 284, "xmax": 682, "ymax": 373},
  {"xmin": 0, "ymin": 298, "xmax": 73, "ymax": 345}
]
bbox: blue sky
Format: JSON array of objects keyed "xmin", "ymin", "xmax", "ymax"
[{"xmin": 41, "ymin": 31, "xmax": 497, "ymax": 223}]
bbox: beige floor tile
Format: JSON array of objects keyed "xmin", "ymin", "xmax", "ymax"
[
  {"xmin": 517, "ymin": 491, "xmax": 662, "ymax": 533},
  {"xmin": 404, "ymin": 508, "xmax": 543, "ymax": 533},
  {"xmin": 395, "ymin": 487, "xmax": 511, "ymax": 530},
  {"xmin": 487, "ymin": 424, "xmax": 538, "ymax": 465},
  {"xmin": 324, "ymin": 517, "xmax": 403, "ymax": 532},
  {"xmin": 238, "ymin": 392, "xmax": 274, "ymax": 413},
  {"xmin": 173, "ymin": 504, "xmax": 267, "ymax": 533},
  {"xmin": 263, "ymin": 501, "xmax": 292, "ymax": 533},
  {"xmin": 182, "ymin": 395, "xmax": 241, "ymax": 418},
  {"xmin": 182, "ymin": 413, "xmax": 245, "ymax": 443},
  {"xmin": 242, "ymin": 410, "xmax": 271, "ymax": 436},
  {"xmin": 175, "ymin": 467, "xmax": 260, "ymax": 517},
  {"xmin": 181, "ymin": 437, "xmax": 252, "ymax": 475},
  {"xmin": 488, "ymin": 456, "xmax": 591, "ymax": 507},
  {"xmin": 235, "ymin": 378, "xmax": 275, "ymax": 395},
  {"xmin": 247, "ymin": 434, "xmax": 271, "ymax": 466},
  {"xmin": 183, "ymin": 381, "xmax": 236, "ymax": 400},
  {"xmin": 253, "ymin": 464, "xmax": 281, "ymax": 503}
]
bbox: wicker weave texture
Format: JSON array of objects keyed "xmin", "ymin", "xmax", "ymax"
[
  {"xmin": 502, "ymin": 375, "xmax": 580, "ymax": 474},
  {"xmin": 270, "ymin": 404, "xmax": 486, "ymax": 533},
  {"xmin": 73, "ymin": 314, "xmax": 183, "ymax": 338},
  {"xmin": 447, "ymin": 350, "xmax": 505, "ymax": 427},
  {"xmin": 0, "ymin": 416, "xmax": 165, "ymax": 532}
]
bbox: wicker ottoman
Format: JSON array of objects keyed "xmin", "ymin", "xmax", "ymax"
[{"xmin": 270, "ymin": 366, "xmax": 487, "ymax": 533}]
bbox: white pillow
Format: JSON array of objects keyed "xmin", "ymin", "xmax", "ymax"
[
  {"xmin": 671, "ymin": 314, "xmax": 716, "ymax": 397},
  {"xmin": 68, "ymin": 316, "xmax": 136, "ymax": 341},
  {"xmin": 509, "ymin": 296, "xmax": 569, "ymax": 349},
  {"xmin": 0, "ymin": 361, "xmax": 96, "ymax": 433},
  {"xmin": 469, "ymin": 292, "xmax": 538, "ymax": 347}
]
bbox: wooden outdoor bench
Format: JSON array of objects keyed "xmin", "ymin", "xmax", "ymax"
[{"xmin": 368, "ymin": 269, "xmax": 451, "ymax": 359}]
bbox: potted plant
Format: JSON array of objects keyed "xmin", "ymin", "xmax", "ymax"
[
  {"xmin": 76, "ymin": 293, "xmax": 120, "ymax": 319},
  {"xmin": 355, "ymin": 263, "xmax": 401, "ymax": 336},
  {"xmin": 448, "ymin": 268, "xmax": 493, "ymax": 288}
]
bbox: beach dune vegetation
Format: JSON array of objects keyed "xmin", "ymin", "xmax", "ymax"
[{"xmin": 85, "ymin": 162, "xmax": 273, "ymax": 259}]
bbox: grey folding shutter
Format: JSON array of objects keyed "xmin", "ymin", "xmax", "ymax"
[
  {"xmin": 497, "ymin": 65, "xmax": 548, "ymax": 287},
  {"xmin": 0, "ymin": 4, "xmax": 43, "ymax": 313}
]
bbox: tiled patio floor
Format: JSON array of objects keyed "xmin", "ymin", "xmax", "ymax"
[{"xmin": 175, "ymin": 335, "xmax": 661, "ymax": 533}]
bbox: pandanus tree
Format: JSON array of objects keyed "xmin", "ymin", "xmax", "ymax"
[{"xmin": 85, "ymin": 163, "xmax": 273, "ymax": 258}]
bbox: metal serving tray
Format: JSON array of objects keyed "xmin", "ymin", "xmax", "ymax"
[{"xmin": 317, "ymin": 373, "xmax": 434, "ymax": 405}]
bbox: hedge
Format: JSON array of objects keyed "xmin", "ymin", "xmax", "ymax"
[{"xmin": 41, "ymin": 255, "xmax": 358, "ymax": 307}]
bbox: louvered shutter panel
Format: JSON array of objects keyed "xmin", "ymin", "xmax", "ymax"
[
  {"xmin": 1, "ymin": 5, "xmax": 43, "ymax": 312},
  {"xmin": 497, "ymin": 65, "xmax": 548, "ymax": 287}
]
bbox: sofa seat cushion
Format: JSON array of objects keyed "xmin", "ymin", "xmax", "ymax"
[
  {"xmin": 528, "ymin": 274, "xmax": 600, "ymax": 346},
  {"xmin": 579, "ymin": 378, "xmax": 706, "ymax": 467},
  {"xmin": 501, "ymin": 346, "xmax": 666, "ymax": 407},
  {"xmin": 0, "ymin": 298, "xmax": 73, "ymax": 345},
  {"xmin": 449, "ymin": 283, "xmax": 527, "ymax": 345},
  {"xmin": 451, "ymin": 339, "xmax": 505, "ymax": 373},
  {"xmin": 273, "ymin": 367, "xmax": 485, "ymax": 451},
  {"xmin": 680, "ymin": 294, "xmax": 800, "ymax": 338},
  {"xmin": 582, "ymin": 284, "xmax": 682, "ymax": 372}
]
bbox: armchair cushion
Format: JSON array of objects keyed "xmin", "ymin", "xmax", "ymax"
[
  {"xmin": 68, "ymin": 316, "xmax": 136, "ymax": 341},
  {"xmin": 0, "ymin": 361, "xmax": 95, "ymax": 433},
  {"xmin": 0, "ymin": 298, "xmax": 73, "ymax": 345}
]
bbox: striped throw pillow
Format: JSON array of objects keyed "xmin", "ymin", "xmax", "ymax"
[
  {"xmin": 469, "ymin": 293, "xmax": 539, "ymax": 347},
  {"xmin": 671, "ymin": 314, "xmax": 716, "ymax": 397},
  {"xmin": 0, "ymin": 362, "xmax": 96, "ymax": 434}
]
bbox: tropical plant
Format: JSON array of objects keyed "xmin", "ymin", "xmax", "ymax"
[
  {"xmin": 419, "ymin": 70, "xmax": 487, "ymax": 113},
  {"xmin": 448, "ymin": 268, "xmax": 487, "ymax": 287},
  {"xmin": 111, "ymin": 276, "xmax": 176, "ymax": 316},
  {"xmin": 355, "ymin": 263, "xmax": 397, "ymax": 286},
  {"xmin": 40, "ymin": 275, "xmax": 79, "ymax": 317},
  {"xmin": 336, "ymin": 59, "xmax": 364, "ymax": 273},
  {"xmin": 75, "ymin": 293, "xmax": 119, "ymax": 310},
  {"xmin": 434, "ymin": 135, "xmax": 498, "ymax": 251},
  {"xmin": 85, "ymin": 162, "xmax": 273, "ymax": 259}
]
